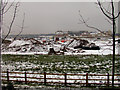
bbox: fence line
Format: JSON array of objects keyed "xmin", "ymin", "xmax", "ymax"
[{"xmin": 2, "ymin": 70, "xmax": 120, "ymax": 87}]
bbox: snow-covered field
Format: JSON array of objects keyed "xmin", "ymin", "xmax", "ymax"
[
  {"xmin": 2, "ymin": 37, "xmax": 120, "ymax": 87},
  {"xmin": 2, "ymin": 54, "xmax": 120, "ymax": 85}
]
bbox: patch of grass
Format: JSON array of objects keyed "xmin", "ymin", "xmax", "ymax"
[{"xmin": 2, "ymin": 54, "xmax": 120, "ymax": 73}]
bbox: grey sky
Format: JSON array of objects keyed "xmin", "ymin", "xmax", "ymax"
[{"xmin": 3, "ymin": 2, "xmax": 119, "ymax": 35}]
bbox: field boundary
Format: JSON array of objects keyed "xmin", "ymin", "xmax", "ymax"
[{"xmin": 2, "ymin": 71, "xmax": 120, "ymax": 87}]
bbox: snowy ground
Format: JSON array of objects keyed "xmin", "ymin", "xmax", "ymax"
[
  {"xmin": 2, "ymin": 54, "xmax": 120, "ymax": 86},
  {"xmin": 2, "ymin": 38, "xmax": 120, "ymax": 55}
]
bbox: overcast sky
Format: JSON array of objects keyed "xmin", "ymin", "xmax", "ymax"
[{"xmin": 3, "ymin": 2, "xmax": 119, "ymax": 35}]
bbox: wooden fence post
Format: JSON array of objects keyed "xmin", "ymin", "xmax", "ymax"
[
  {"xmin": 65, "ymin": 73, "xmax": 67, "ymax": 86},
  {"xmin": 107, "ymin": 73, "xmax": 109, "ymax": 87},
  {"xmin": 25, "ymin": 72, "xmax": 27, "ymax": 84},
  {"xmin": 44, "ymin": 72, "xmax": 46, "ymax": 85},
  {"xmin": 86, "ymin": 73, "xmax": 88, "ymax": 86},
  {"xmin": 7, "ymin": 70, "xmax": 9, "ymax": 82}
]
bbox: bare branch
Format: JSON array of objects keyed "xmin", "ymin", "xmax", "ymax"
[
  {"xmin": 78, "ymin": 11, "xmax": 112, "ymax": 36},
  {"xmin": 97, "ymin": 1, "xmax": 120, "ymax": 20},
  {"xmin": 105, "ymin": 18, "xmax": 112, "ymax": 25},
  {"xmin": 97, "ymin": 0, "xmax": 113, "ymax": 20},
  {"xmin": 2, "ymin": 2, "xmax": 19, "ymax": 43},
  {"xmin": 13, "ymin": 13, "xmax": 25, "ymax": 40},
  {"xmin": 2, "ymin": 0, "xmax": 8, "ymax": 12},
  {"xmin": 2, "ymin": 0, "xmax": 15, "ymax": 15},
  {"xmin": 114, "ymin": 11, "xmax": 120, "ymax": 19},
  {"xmin": 102, "ymin": 4, "xmax": 112, "ymax": 16},
  {"xmin": 96, "ymin": 1, "xmax": 112, "ymax": 16}
]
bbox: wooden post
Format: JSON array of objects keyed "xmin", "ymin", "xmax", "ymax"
[
  {"xmin": 44, "ymin": 72, "xmax": 46, "ymax": 85},
  {"xmin": 65, "ymin": 73, "xmax": 67, "ymax": 86},
  {"xmin": 107, "ymin": 73, "xmax": 109, "ymax": 87},
  {"xmin": 86, "ymin": 73, "xmax": 88, "ymax": 86},
  {"xmin": 7, "ymin": 70, "xmax": 9, "ymax": 82},
  {"xmin": 25, "ymin": 72, "xmax": 27, "ymax": 84}
]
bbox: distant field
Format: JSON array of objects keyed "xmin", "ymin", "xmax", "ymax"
[{"xmin": 2, "ymin": 54, "xmax": 120, "ymax": 74}]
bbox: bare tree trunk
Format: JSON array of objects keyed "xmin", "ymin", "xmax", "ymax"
[
  {"xmin": 111, "ymin": 1, "xmax": 115, "ymax": 87},
  {"xmin": 0, "ymin": 0, "xmax": 2, "ymax": 89}
]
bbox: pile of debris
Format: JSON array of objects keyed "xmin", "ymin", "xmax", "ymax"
[{"xmin": 2, "ymin": 38, "xmax": 100, "ymax": 55}]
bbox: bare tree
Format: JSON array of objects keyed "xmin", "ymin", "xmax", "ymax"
[
  {"xmin": 1, "ymin": 1, "xmax": 25, "ymax": 43},
  {"xmin": 79, "ymin": 0, "xmax": 120, "ymax": 87},
  {"xmin": 2, "ymin": 2, "xmax": 20, "ymax": 43},
  {"xmin": 97, "ymin": 0, "xmax": 120, "ymax": 87}
]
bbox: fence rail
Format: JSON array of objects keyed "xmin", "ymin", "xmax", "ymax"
[{"xmin": 2, "ymin": 71, "xmax": 120, "ymax": 87}]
